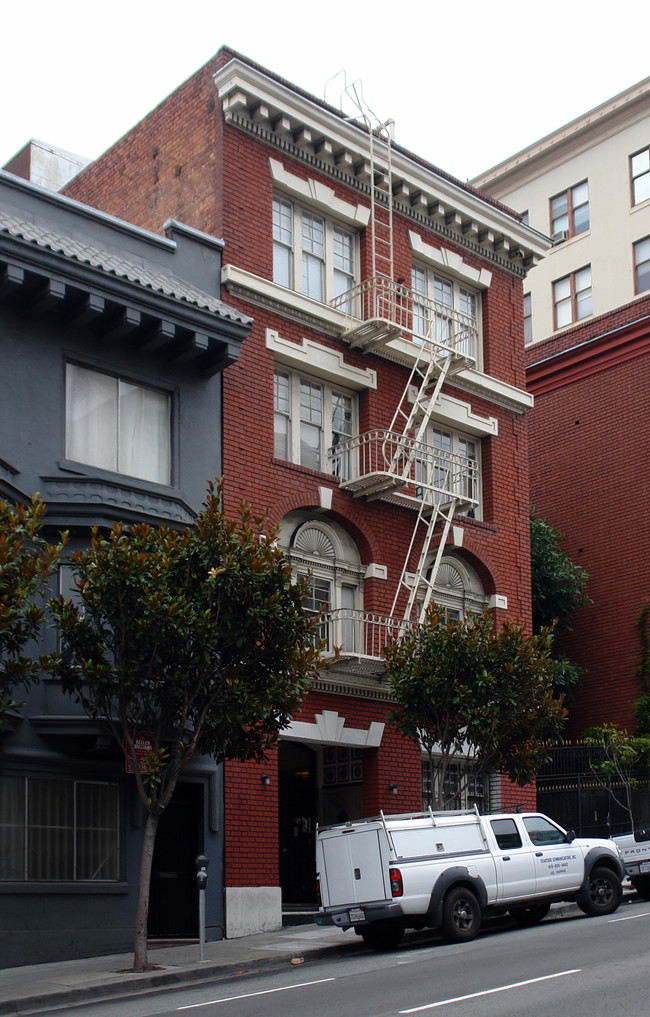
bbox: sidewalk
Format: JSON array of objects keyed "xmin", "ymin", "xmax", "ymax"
[
  {"xmin": 0, "ymin": 897, "xmax": 629, "ymax": 1016},
  {"xmin": 0, "ymin": 923, "xmax": 358, "ymax": 1016}
]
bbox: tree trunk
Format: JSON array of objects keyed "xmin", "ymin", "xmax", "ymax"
[{"xmin": 133, "ymin": 810, "xmax": 161, "ymax": 972}]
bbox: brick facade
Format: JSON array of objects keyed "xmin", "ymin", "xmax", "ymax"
[
  {"xmin": 526, "ymin": 296, "xmax": 650, "ymax": 736},
  {"xmin": 64, "ymin": 49, "xmax": 542, "ymax": 929}
]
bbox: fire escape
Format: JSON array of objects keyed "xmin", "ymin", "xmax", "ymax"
[{"xmin": 324, "ymin": 87, "xmax": 480, "ymax": 664}]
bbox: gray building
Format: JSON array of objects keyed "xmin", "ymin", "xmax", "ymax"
[{"xmin": 0, "ymin": 169, "xmax": 251, "ymax": 966}]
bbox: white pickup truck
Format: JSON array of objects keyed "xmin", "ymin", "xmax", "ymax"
[
  {"xmin": 612, "ymin": 829, "xmax": 650, "ymax": 898},
  {"xmin": 315, "ymin": 808, "xmax": 624, "ymax": 950}
]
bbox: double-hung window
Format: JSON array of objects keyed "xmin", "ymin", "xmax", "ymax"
[
  {"xmin": 272, "ymin": 197, "xmax": 356, "ymax": 307},
  {"xmin": 273, "ymin": 368, "xmax": 355, "ymax": 476},
  {"xmin": 415, "ymin": 426, "xmax": 480, "ymax": 515},
  {"xmin": 0, "ymin": 775, "xmax": 120, "ymax": 881},
  {"xmin": 65, "ymin": 363, "xmax": 171, "ymax": 485},
  {"xmin": 634, "ymin": 237, "xmax": 650, "ymax": 294},
  {"xmin": 553, "ymin": 266, "xmax": 592, "ymax": 329},
  {"xmin": 411, "ymin": 265, "xmax": 478, "ymax": 357},
  {"xmin": 550, "ymin": 181, "xmax": 589, "ymax": 238},
  {"xmin": 631, "ymin": 147, "xmax": 650, "ymax": 206}
]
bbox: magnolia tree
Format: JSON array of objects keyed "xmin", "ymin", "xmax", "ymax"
[
  {"xmin": 51, "ymin": 483, "xmax": 321, "ymax": 971},
  {"xmin": 385, "ymin": 607, "xmax": 567, "ymax": 809},
  {"xmin": 0, "ymin": 495, "xmax": 66, "ymax": 729}
]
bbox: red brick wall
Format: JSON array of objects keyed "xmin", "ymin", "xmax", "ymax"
[
  {"xmin": 64, "ymin": 50, "xmax": 538, "ymax": 887},
  {"xmin": 526, "ymin": 304, "xmax": 650, "ymax": 735}
]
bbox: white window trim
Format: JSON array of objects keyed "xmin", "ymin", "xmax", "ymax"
[
  {"xmin": 274, "ymin": 366, "xmax": 357, "ymax": 474},
  {"xmin": 272, "ymin": 193, "xmax": 360, "ymax": 306},
  {"xmin": 269, "ymin": 159, "xmax": 370, "ymax": 228},
  {"xmin": 266, "ymin": 328, "xmax": 376, "ymax": 390},
  {"xmin": 221, "ymin": 263, "xmax": 349, "ymax": 331},
  {"xmin": 422, "ymin": 426, "xmax": 483, "ymax": 521},
  {"xmin": 407, "ymin": 388, "xmax": 498, "ymax": 437},
  {"xmin": 409, "ymin": 231, "xmax": 492, "ymax": 289}
]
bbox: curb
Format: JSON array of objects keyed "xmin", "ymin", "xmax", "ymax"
[{"xmin": 0, "ymin": 941, "xmax": 357, "ymax": 1016}]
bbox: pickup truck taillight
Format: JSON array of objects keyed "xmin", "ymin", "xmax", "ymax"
[
  {"xmin": 316, "ymin": 874, "xmax": 322, "ymax": 907},
  {"xmin": 389, "ymin": 867, "xmax": 403, "ymax": 897}
]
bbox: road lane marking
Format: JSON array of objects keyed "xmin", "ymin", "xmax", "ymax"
[
  {"xmin": 177, "ymin": 977, "xmax": 335, "ymax": 1009},
  {"xmin": 399, "ymin": 969, "xmax": 581, "ymax": 1012},
  {"xmin": 609, "ymin": 910, "xmax": 650, "ymax": 923}
]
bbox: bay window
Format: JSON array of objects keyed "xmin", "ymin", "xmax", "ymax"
[{"xmin": 65, "ymin": 363, "xmax": 171, "ymax": 485}]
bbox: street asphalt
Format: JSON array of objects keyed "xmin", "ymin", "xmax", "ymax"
[{"xmin": 0, "ymin": 897, "xmax": 629, "ymax": 1016}]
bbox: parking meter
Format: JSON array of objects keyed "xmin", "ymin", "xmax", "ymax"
[
  {"xmin": 195, "ymin": 854, "xmax": 209, "ymax": 959},
  {"xmin": 195, "ymin": 854, "xmax": 209, "ymax": 890}
]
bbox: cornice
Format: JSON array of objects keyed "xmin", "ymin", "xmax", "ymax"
[
  {"xmin": 214, "ymin": 60, "xmax": 549, "ymax": 275},
  {"xmin": 473, "ymin": 76, "xmax": 650, "ymax": 196}
]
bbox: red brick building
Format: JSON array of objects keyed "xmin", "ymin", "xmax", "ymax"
[
  {"xmin": 64, "ymin": 49, "xmax": 548, "ymax": 935},
  {"xmin": 525, "ymin": 296, "xmax": 650, "ymax": 735}
]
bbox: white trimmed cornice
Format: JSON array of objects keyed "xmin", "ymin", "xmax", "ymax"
[
  {"xmin": 214, "ymin": 59, "xmax": 550, "ymax": 272},
  {"xmin": 266, "ymin": 328, "xmax": 377, "ymax": 389}
]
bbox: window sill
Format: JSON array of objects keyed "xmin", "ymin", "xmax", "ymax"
[
  {"xmin": 222, "ymin": 264, "xmax": 349, "ymax": 336},
  {"xmin": 0, "ymin": 881, "xmax": 129, "ymax": 894}
]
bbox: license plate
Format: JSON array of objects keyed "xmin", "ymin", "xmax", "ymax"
[
  {"xmin": 349, "ymin": 907, "xmax": 365, "ymax": 922},
  {"xmin": 640, "ymin": 862, "xmax": 650, "ymax": 873}
]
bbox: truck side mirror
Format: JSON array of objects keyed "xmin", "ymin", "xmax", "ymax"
[{"xmin": 565, "ymin": 829, "xmax": 576, "ymax": 844}]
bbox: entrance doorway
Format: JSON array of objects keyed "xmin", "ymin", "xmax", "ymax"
[
  {"xmin": 278, "ymin": 742, "xmax": 364, "ymax": 907},
  {"xmin": 279, "ymin": 742, "xmax": 316, "ymax": 906},
  {"xmin": 148, "ymin": 782, "xmax": 201, "ymax": 938}
]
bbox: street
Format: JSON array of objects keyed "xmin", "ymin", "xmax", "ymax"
[{"xmin": 35, "ymin": 899, "xmax": 650, "ymax": 1017}]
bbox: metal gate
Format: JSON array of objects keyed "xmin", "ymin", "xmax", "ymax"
[{"xmin": 536, "ymin": 743, "xmax": 650, "ymax": 839}]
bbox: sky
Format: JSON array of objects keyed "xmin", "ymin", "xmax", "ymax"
[{"xmin": 2, "ymin": 0, "xmax": 649, "ymax": 184}]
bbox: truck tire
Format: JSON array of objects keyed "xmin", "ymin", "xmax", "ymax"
[
  {"xmin": 442, "ymin": 886, "xmax": 481, "ymax": 942},
  {"xmin": 578, "ymin": 866, "xmax": 622, "ymax": 916},
  {"xmin": 630, "ymin": 875, "xmax": 650, "ymax": 900},
  {"xmin": 360, "ymin": 920, "xmax": 404, "ymax": 951},
  {"xmin": 509, "ymin": 902, "xmax": 550, "ymax": 926}
]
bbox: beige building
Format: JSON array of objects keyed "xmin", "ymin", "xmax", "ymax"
[{"xmin": 473, "ymin": 76, "xmax": 650, "ymax": 344}]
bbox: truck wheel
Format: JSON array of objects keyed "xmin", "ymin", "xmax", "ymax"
[
  {"xmin": 509, "ymin": 902, "xmax": 550, "ymax": 926},
  {"xmin": 442, "ymin": 887, "xmax": 480, "ymax": 942},
  {"xmin": 360, "ymin": 920, "xmax": 404, "ymax": 951},
  {"xmin": 578, "ymin": 867, "xmax": 622, "ymax": 916},
  {"xmin": 630, "ymin": 875, "xmax": 650, "ymax": 900}
]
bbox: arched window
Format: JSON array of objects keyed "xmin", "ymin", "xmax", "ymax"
[
  {"xmin": 278, "ymin": 513, "xmax": 364, "ymax": 653},
  {"xmin": 421, "ymin": 552, "xmax": 488, "ymax": 621}
]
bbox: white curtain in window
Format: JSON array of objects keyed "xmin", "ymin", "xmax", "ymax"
[
  {"xmin": 66, "ymin": 365, "xmax": 117, "ymax": 472},
  {"xmin": 119, "ymin": 381, "xmax": 170, "ymax": 485}
]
